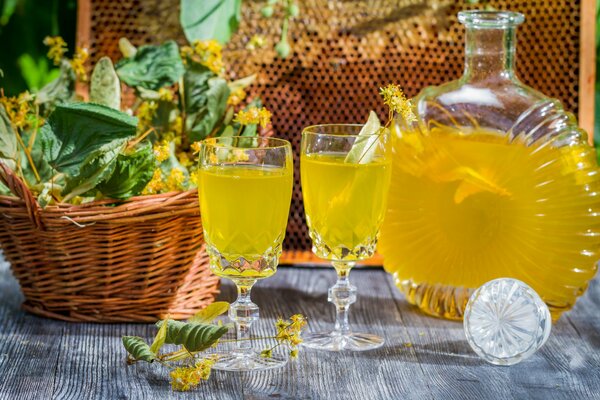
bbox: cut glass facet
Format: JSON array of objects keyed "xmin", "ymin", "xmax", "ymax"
[{"xmin": 464, "ymin": 278, "xmax": 551, "ymax": 365}]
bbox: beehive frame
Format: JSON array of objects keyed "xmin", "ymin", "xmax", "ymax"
[{"xmin": 77, "ymin": 0, "xmax": 595, "ymax": 265}]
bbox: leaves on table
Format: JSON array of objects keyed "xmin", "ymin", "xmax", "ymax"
[
  {"xmin": 158, "ymin": 319, "xmax": 228, "ymax": 352},
  {"xmin": 116, "ymin": 41, "xmax": 184, "ymax": 91},
  {"xmin": 122, "ymin": 336, "xmax": 158, "ymax": 363},
  {"xmin": 97, "ymin": 141, "xmax": 155, "ymax": 199},
  {"xmin": 180, "ymin": 0, "xmax": 242, "ymax": 45},
  {"xmin": 188, "ymin": 301, "xmax": 229, "ymax": 324},
  {"xmin": 183, "ymin": 63, "xmax": 230, "ymax": 142},
  {"xmin": 38, "ymin": 102, "xmax": 138, "ymax": 201},
  {"xmin": 149, "ymin": 316, "xmax": 169, "ymax": 355}
]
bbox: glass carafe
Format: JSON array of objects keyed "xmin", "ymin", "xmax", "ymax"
[{"xmin": 379, "ymin": 11, "xmax": 600, "ymax": 321}]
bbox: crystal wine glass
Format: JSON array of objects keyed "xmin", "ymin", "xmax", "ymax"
[
  {"xmin": 198, "ymin": 136, "xmax": 294, "ymax": 370},
  {"xmin": 300, "ymin": 124, "xmax": 391, "ymax": 351}
]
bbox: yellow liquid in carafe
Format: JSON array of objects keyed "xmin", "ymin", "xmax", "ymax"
[{"xmin": 379, "ymin": 127, "xmax": 600, "ymax": 320}]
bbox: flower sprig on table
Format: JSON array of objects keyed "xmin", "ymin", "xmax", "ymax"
[{"xmin": 122, "ymin": 302, "xmax": 307, "ymax": 392}]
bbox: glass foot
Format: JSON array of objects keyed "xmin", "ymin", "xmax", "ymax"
[
  {"xmin": 211, "ymin": 352, "xmax": 287, "ymax": 372},
  {"xmin": 302, "ymin": 331, "xmax": 384, "ymax": 352}
]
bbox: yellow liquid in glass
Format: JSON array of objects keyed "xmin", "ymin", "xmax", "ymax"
[
  {"xmin": 199, "ymin": 164, "xmax": 293, "ymax": 279},
  {"xmin": 301, "ymin": 153, "xmax": 391, "ymax": 260},
  {"xmin": 379, "ymin": 127, "xmax": 600, "ymax": 320}
]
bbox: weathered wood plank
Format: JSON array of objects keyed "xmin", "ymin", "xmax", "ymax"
[{"xmin": 1, "ymin": 254, "xmax": 600, "ymax": 400}]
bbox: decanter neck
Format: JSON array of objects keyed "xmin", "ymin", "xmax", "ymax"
[
  {"xmin": 463, "ymin": 27, "xmax": 517, "ymax": 82},
  {"xmin": 459, "ymin": 11, "xmax": 524, "ymax": 83}
]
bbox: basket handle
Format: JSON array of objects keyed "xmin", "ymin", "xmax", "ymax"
[{"xmin": 0, "ymin": 162, "xmax": 44, "ymax": 230}]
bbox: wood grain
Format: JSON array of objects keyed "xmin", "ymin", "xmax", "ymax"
[{"xmin": 1, "ymin": 256, "xmax": 599, "ymax": 400}]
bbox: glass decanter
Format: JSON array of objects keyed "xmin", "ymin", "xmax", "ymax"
[{"xmin": 379, "ymin": 11, "xmax": 600, "ymax": 321}]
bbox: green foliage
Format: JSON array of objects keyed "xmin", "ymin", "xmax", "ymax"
[
  {"xmin": 39, "ymin": 102, "xmax": 138, "ymax": 200},
  {"xmin": 0, "ymin": 104, "xmax": 17, "ymax": 169},
  {"xmin": 158, "ymin": 320, "xmax": 228, "ymax": 352},
  {"xmin": 90, "ymin": 57, "xmax": 121, "ymax": 110},
  {"xmin": 35, "ymin": 59, "xmax": 75, "ymax": 114},
  {"xmin": 17, "ymin": 54, "xmax": 60, "ymax": 92},
  {"xmin": 122, "ymin": 336, "xmax": 158, "ymax": 363},
  {"xmin": 97, "ymin": 141, "xmax": 155, "ymax": 199},
  {"xmin": 188, "ymin": 301, "xmax": 229, "ymax": 324},
  {"xmin": 183, "ymin": 63, "xmax": 230, "ymax": 142},
  {"xmin": 116, "ymin": 41, "xmax": 184, "ymax": 91},
  {"xmin": 180, "ymin": 0, "xmax": 242, "ymax": 45}
]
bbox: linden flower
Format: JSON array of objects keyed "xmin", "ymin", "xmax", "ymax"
[
  {"xmin": 178, "ymin": 152, "xmax": 192, "ymax": 168},
  {"xmin": 0, "ymin": 92, "xmax": 33, "ymax": 129},
  {"xmin": 169, "ymin": 357, "xmax": 216, "ymax": 392},
  {"xmin": 190, "ymin": 141, "xmax": 202, "ymax": 154},
  {"xmin": 153, "ymin": 141, "xmax": 170, "ymax": 163},
  {"xmin": 246, "ymin": 35, "xmax": 266, "ymax": 51},
  {"xmin": 189, "ymin": 169, "xmax": 202, "ymax": 187},
  {"xmin": 137, "ymin": 101, "xmax": 157, "ymax": 130},
  {"xmin": 70, "ymin": 47, "xmax": 89, "ymax": 81},
  {"xmin": 227, "ymin": 88, "xmax": 246, "ymax": 106},
  {"xmin": 166, "ymin": 168, "xmax": 186, "ymax": 192},
  {"xmin": 379, "ymin": 84, "xmax": 417, "ymax": 124},
  {"xmin": 43, "ymin": 36, "xmax": 67, "ymax": 65},
  {"xmin": 158, "ymin": 87, "xmax": 174, "ymax": 102},
  {"xmin": 142, "ymin": 169, "xmax": 164, "ymax": 195},
  {"xmin": 171, "ymin": 115, "xmax": 183, "ymax": 135},
  {"xmin": 181, "ymin": 39, "xmax": 224, "ymax": 75},
  {"xmin": 234, "ymin": 107, "xmax": 271, "ymax": 128}
]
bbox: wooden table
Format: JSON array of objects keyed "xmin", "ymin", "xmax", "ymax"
[{"xmin": 1, "ymin": 256, "xmax": 599, "ymax": 400}]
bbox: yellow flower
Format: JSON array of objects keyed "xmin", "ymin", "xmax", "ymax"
[
  {"xmin": 190, "ymin": 141, "xmax": 202, "ymax": 154},
  {"xmin": 70, "ymin": 47, "xmax": 89, "ymax": 81},
  {"xmin": 289, "ymin": 334, "xmax": 303, "ymax": 346},
  {"xmin": 169, "ymin": 357, "xmax": 215, "ymax": 391},
  {"xmin": 275, "ymin": 318, "xmax": 289, "ymax": 332},
  {"xmin": 171, "ymin": 116, "xmax": 183, "ymax": 135},
  {"xmin": 158, "ymin": 87, "xmax": 174, "ymax": 102},
  {"xmin": 0, "ymin": 92, "xmax": 34, "ymax": 129},
  {"xmin": 246, "ymin": 35, "xmax": 266, "ymax": 51},
  {"xmin": 260, "ymin": 349, "xmax": 273, "ymax": 358},
  {"xmin": 178, "ymin": 152, "xmax": 192, "ymax": 167},
  {"xmin": 166, "ymin": 168, "xmax": 186, "ymax": 192},
  {"xmin": 379, "ymin": 84, "xmax": 417, "ymax": 124},
  {"xmin": 289, "ymin": 349, "xmax": 299, "ymax": 359},
  {"xmin": 153, "ymin": 141, "xmax": 170, "ymax": 163},
  {"xmin": 189, "ymin": 169, "xmax": 202, "ymax": 187},
  {"xmin": 43, "ymin": 36, "xmax": 67, "ymax": 65},
  {"xmin": 234, "ymin": 106, "xmax": 271, "ymax": 128},
  {"xmin": 137, "ymin": 101, "xmax": 157, "ymax": 130},
  {"xmin": 142, "ymin": 169, "xmax": 163, "ymax": 195},
  {"xmin": 181, "ymin": 40, "xmax": 224, "ymax": 75},
  {"xmin": 227, "ymin": 88, "xmax": 246, "ymax": 106}
]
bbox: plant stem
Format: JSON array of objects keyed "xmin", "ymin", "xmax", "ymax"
[{"xmin": 15, "ymin": 129, "xmax": 40, "ymax": 182}]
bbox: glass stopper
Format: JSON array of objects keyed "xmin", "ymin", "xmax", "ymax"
[{"xmin": 463, "ymin": 278, "xmax": 551, "ymax": 365}]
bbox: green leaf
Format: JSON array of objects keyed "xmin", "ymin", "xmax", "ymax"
[
  {"xmin": 150, "ymin": 317, "xmax": 169, "ymax": 354},
  {"xmin": 184, "ymin": 63, "xmax": 230, "ymax": 142},
  {"xmin": 35, "ymin": 59, "xmax": 76, "ymax": 115},
  {"xmin": 0, "ymin": 0, "xmax": 18, "ymax": 26},
  {"xmin": 228, "ymin": 74, "xmax": 256, "ymax": 93},
  {"xmin": 39, "ymin": 103, "xmax": 138, "ymax": 199},
  {"xmin": 0, "ymin": 104, "xmax": 17, "ymax": 167},
  {"xmin": 97, "ymin": 141, "xmax": 155, "ymax": 199},
  {"xmin": 180, "ymin": 0, "xmax": 242, "ymax": 45},
  {"xmin": 122, "ymin": 336, "xmax": 157, "ymax": 363},
  {"xmin": 90, "ymin": 57, "xmax": 121, "ymax": 110},
  {"xmin": 116, "ymin": 41, "xmax": 184, "ymax": 91},
  {"xmin": 159, "ymin": 320, "xmax": 228, "ymax": 352},
  {"xmin": 189, "ymin": 302, "xmax": 229, "ymax": 324},
  {"xmin": 17, "ymin": 54, "xmax": 59, "ymax": 92}
]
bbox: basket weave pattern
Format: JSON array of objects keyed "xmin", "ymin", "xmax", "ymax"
[{"xmin": 0, "ymin": 163, "xmax": 219, "ymax": 322}]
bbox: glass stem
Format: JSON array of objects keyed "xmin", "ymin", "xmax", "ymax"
[
  {"xmin": 230, "ymin": 279, "xmax": 259, "ymax": 356},
  {"xmin": 329, "ymin": 261, "xmax": 357, "ymax": 337}
]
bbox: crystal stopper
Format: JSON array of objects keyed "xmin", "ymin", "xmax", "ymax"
[{"xmin": 463, "ymin": 278, "xmax": 551, "ymax": 365}]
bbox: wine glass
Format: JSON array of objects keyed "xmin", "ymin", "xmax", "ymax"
[
  {"xmin": 300, "ymin": 124, "xmax": 391, "ymax": 351},
  {"xmin": 198, "ymin": 136, "xmax": 294, "ymax": 370}
]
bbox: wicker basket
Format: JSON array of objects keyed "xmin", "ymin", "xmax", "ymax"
[{"xmin": 0, "ymin": 163, "xmax": 219, "ymax": 322}]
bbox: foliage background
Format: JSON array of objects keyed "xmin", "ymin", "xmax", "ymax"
[{"xmin": 0, "ymin": 0, "xmax": 76, "ymax": 95}]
